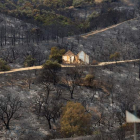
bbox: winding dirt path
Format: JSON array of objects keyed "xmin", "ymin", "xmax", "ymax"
[{"xmin": 0, "ymin": 59, "xmax": 139, "ymax": 75}]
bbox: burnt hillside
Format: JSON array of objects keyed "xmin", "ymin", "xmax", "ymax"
[{"xmin": 65, "ymin": 17, "xmax": 140, "ymax": 62}]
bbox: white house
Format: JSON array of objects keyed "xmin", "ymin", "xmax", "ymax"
[{"xmin": 77, "ymin": 51, "xmax": 89, "ymax": 64}]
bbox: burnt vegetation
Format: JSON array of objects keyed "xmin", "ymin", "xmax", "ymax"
[
  {"xmin": 0, "ymin": 0, "xmax": 139, "ymax": 67},
  {"xmin": 0, "ymin": 61, "xmax": 139, "ymax": 139},
  {"xmin": 0, "ymin": 0, "xmax": 140, "ymax": 140}
]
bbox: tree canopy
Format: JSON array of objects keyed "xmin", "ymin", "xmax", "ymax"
[
  {"xmin": 24, "ymin": 55, "xmax": 36, "ymax": 67},
  {"xmin": 49, "ymin": 47, "xmax": 65, "ymax": 63},
  {"xmin": 60, "ymin": 101, "xmax": 92, "ymax": 137},
  {"xmin": 42, "ymin": 60, "xmax": 61, "ymax": 71},
  {"xmin": 42, "ymin": 60, "xmax": 61, "ymax": 85}
]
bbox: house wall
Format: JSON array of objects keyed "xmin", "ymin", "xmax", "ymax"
[
  {"xmin": 70, "ymin": 56, "xmax": 75, "ymax": 63},
  {"xmin": 63, "ymin": 56, "xmax": 68, "ymax": 63},
  {"xmin": 77, "ymin": 51, "xmax": 89, "ymax": 64},
  {"xmin": 62, "ymin": 55, "xmax": 75, "ymax": 63},
  {"xmin": 85, "ymin": 54, "xmax": 89, "ymax": 64}
]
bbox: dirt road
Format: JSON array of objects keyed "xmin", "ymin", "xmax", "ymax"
[
  {"xmin": 98, "ymin": 59, "xmax": 140, "ymax": 66},
  {"xmin": 0, "ymin": 66, "xmax": 42, "ymax": 75},
  {"xmin": 81, "ymin": 17, "xmax": 138, "ymax": 39},
  {"xmin": 0, "ymin": 59, "xmax": 139, "ymax": 75}
]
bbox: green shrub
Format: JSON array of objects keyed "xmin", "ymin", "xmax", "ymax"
[
  {"xmin": 24, "ymin": 55, "xmax": 36, "ymax": 67},
  {"xmin": 42, "ymin": 60, "xmax": 61, "ymax": 85},
  {"xmin": 43, "ymin": 60, "xmax": 61, "ymax": 70},
  {"xmin": 49, "ymin": 47, "xmax": 65, "ymax": 63},
  {"xmin": 72, "ymin": 0, "xmax": 85, "ymax": 7},
  {"xmin": 88, "ymin": 11, "xmax": 100, "ymax": 21},
  {"xmin": 0, "ymin": 59, "xmax": 11, "ymax": 71},
  {"xmin": 110, "ymin": 52, "xmax": 120, "ymax": 61},
  {"xmin": 84, "ymin": 74, "xmax": 94, "ymax": 86}
]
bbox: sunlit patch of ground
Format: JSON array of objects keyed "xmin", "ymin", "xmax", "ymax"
[{"xmin": 95, "ymin": 0, "xmax": 103, "ymax": 4}]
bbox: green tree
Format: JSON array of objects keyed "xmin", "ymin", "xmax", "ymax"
[
  {"xmin": 24, "ymin": 55, "xmax": 36, "ymax": 67},
  {"xmin": 49, "ymin": 47, "xmax": 65, "ymax": 63},
  {"xmin": 0, "ymin": 59, "xmax": 11, "ymax": 71},
  {"xmin": 42, "ymin": 60, "xmax": 61, "ymax": 85},
  {"xmin": 61, "ymin": 101, "xmax": 92, "ymax": 137},
  {"xmin": 72, "ymin": 0, "xmax": 85, "ymax": 7}
]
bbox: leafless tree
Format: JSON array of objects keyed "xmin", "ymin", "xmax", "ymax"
[
  {"xmin": 33, "ymin": 91, "xmax": 63, "ymax": 129},
  {"xmin": 26, "ymin": 71, "xmax": 32, "ymax": 89},
  {"xmin": 63, "ymin": 66, "xmax": 83, "ymax": 99},
  {"xmin": 0, "ymin": 94, "xmax": 23, "ymax": 130},
  {"xmin": 40, "ymin": 82, "xmax": 55, "ymax": 103}
]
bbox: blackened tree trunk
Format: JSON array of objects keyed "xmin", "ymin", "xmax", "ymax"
[
  {"xmin": 139, "ymin": 62, "xmax": 140, "ymax": 79},
  {"xmin": 71, "ymin": 91, "xmax": 74, "ymax": 99},
  {"xmin": 5, "ymin": 121, "xmax": 10, "ymax": 130},
  {"xmin": 4, "ymin": 23, "xmax": 7, "ymax": 46},
  {"xmin": 47, "ymin": 119, "xmax": 52, "ymax": 129}
]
